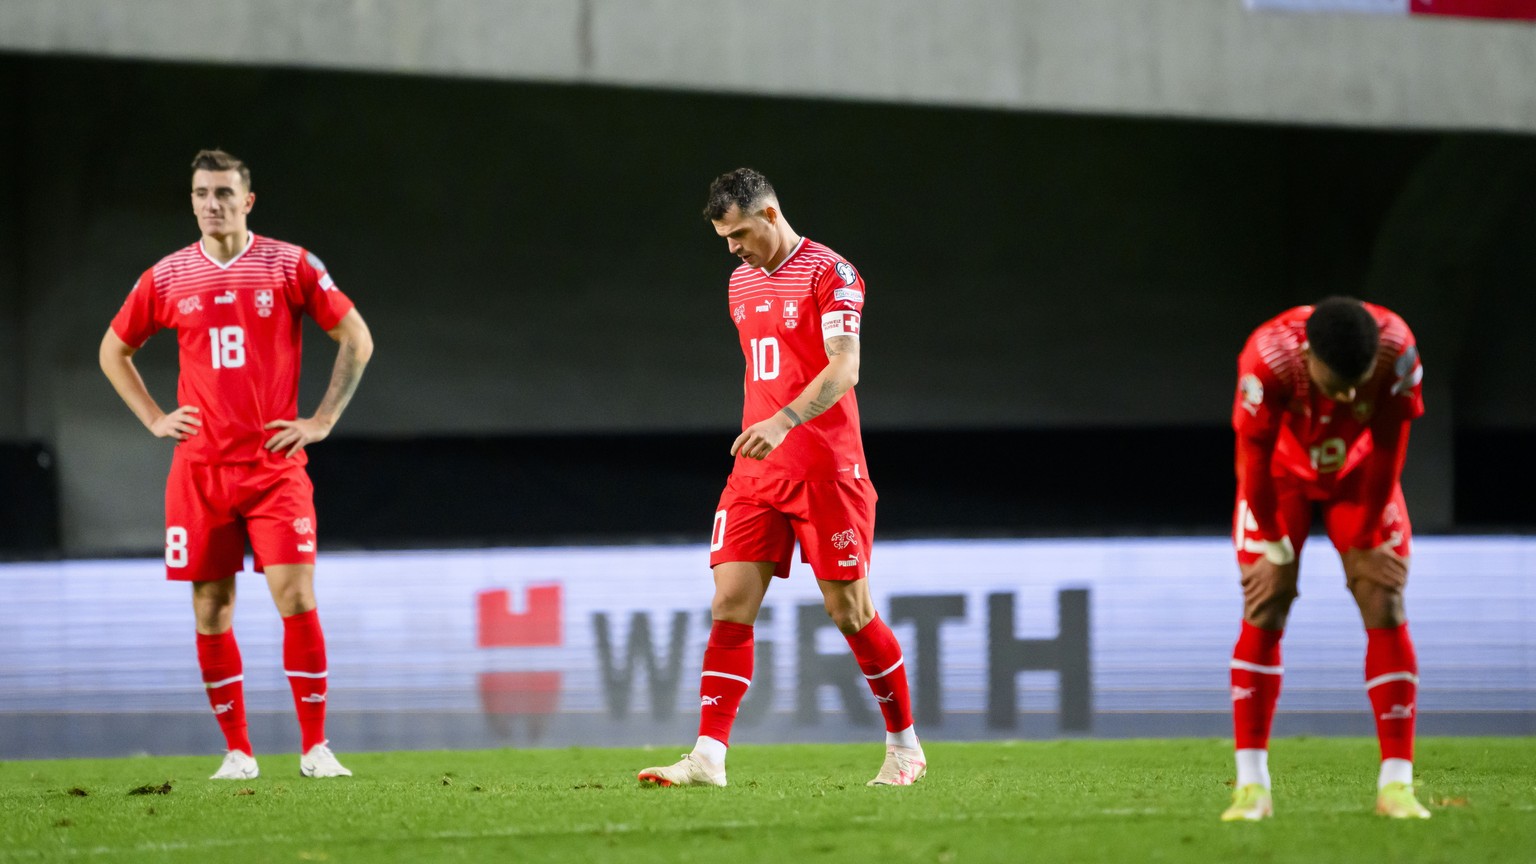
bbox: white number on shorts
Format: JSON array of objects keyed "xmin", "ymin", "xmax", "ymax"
[
  {"xmin": 749, "ymin": 337, "xmax": 780, "ymax": 381},
  {"xmin": 209, "ymin": 326, "xmax": 246, "ymax": 369},
  {"xmin": 710, "ymin": 510, "xmax": 727, "ymax": 552},
  {"xmin": 166, "ymin": 526, "xmax": 190, "ymax": 568}
]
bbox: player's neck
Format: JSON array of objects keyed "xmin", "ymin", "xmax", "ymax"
[
  {"xmin": 761, "ymin": 228, "xmax": 803, "ymax": 273},
  {"xmin": 201, "ymin": 230, "xmax": 251, "ymax": 264}
]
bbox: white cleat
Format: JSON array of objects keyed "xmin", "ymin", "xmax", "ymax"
[
  {"xmin": 868, "ymin": 745, "xmax": 927, "ymax": 787},
  {"xmin": 300, "ymin": 743, "xmax": 353, "ymax": 778},
  {"xmin": 210, "ymin": 750, "xmax": 259, "ymax": 780},
  {"xmin": 637, "ymin": 753, "xmax": 727, "ymax": 788}
]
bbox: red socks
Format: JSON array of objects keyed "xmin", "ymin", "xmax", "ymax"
[
  {"xmin": 1231, "ymin": 620, "xmax": 1284, "ymax": 751},
  {"xmin": 698, "ymin": 620, "xmax": 754, "ymax": 745},
  {"xmin": 196, "ymin": 630, "xmax": 252, "ymax": 756},
  {"xmin": 282, "ymin": 609, "xmax": 330, "ymax": 753},
  {"xmin": 845, "ymin": 615, "xmax": 914, "ymax": 734},
  {"xmin": 1229, "ymin": 620, "xmax": 1416, "ymax": 769},
  {"xmin": 1366, "ymin": 624, "xmax": 1418, "ymax": 763}
]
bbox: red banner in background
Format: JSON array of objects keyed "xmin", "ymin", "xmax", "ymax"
[
  {"xmin": 1411, "ymin": 0, "xmax": 1536, "ymax": 19},
  {"xmin": 1247, "ymin": 0, "xmax": 1536, "ymax": 20}
]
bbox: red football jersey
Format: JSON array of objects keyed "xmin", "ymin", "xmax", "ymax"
[
  {"xmin": 727, "ymin": 238, "xmax": 869, "ymax": 481},
  {"xmin": 1232, "ymin": 302, "xmax": 1424, "ymax": 495},
  {"xmin": 111, "ymin": 234, "xmax": 355, "ymax": 467}
]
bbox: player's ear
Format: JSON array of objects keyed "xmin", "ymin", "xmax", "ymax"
[
  {"xmin": 244, "ymin": 192, "xmax": 256, "ymax": 213},
  {"xmin": 759, "ymin": 205, "xmax": 779, "ymax": 225}
]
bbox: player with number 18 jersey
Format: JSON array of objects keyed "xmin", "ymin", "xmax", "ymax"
[
  {"xmin": 111, "ymin": 235, "xmax": 355, "ymax": 579},
  {"xmin": 100, "ymin": 150, "xmax": 371, "ymax": 782}
]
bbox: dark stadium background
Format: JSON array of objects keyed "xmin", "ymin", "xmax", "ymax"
[{"xmin": 3, "ymin": 56, "xmax": 1534, "ymax": 556}]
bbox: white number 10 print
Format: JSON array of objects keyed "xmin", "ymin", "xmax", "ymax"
[
  {"xmin": 750, "ymin": 337, "xmax": 780, "ymax": 381},
  {"xmin": 209, "ymin": 326, "xmax": 247, "ymax": 369}
]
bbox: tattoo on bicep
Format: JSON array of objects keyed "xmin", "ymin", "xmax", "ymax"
[{"xmin": 824, "ymin": 335, "xmax": 857, "ymax": 358}]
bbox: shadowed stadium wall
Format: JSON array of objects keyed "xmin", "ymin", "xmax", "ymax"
[{"xmin": 1, "ymin": 56, "xmax": 1534, "ymax": 554}]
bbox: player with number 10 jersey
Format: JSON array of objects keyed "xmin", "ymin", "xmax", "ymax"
[
  {"xmin": 639, "ymin": 169, "xmax": 923, "ymax": 792},
  {"xmin": 728, "ymin": 237, "xmax": 869, "ymax": 483}
]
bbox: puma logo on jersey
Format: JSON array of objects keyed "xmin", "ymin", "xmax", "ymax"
[
  {"xmin": 701, "ymin": 695, "xmax": 722, "ymax": 707},
  {"xmin": 301, "ymin": 693, "xmax": 326, "ymax": 703},
  {"xmin": 755, "ymin": 298, "xmax": 774, "ymax": 313},
  {"xmin": 1231, "ymin": 685, "xmax": 1257, "ymax": 702},
  {"xmin": 1379, "ymin": 703, "xmax": 1414, "ymax": 721},
  {"xmin": 297, "ymin": 542, "xmax": 315, "ymax": 553},
  {"xmin": 215, "ymin": 290, "xmax": 237, "ymax": 304},
  {"xmin": 212, "ymin": 700, "xmax": 236, "ymax": 715},
  {"xmin": 873, "ymin": 693, "xmax": 895, "ymax": 704}
]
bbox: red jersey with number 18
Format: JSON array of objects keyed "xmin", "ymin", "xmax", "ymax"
[
  {"xmin": 728, "ymin": 238, "xmax": 869, "ymax": 482},
  {"xmin": 110, "ymin": 234, "xmax": 355, "ymax": 468}
]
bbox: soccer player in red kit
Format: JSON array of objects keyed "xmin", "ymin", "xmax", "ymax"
[
  {"xmin": 1222, "ymin": 297, "xmax": 1429, "ymax": 820},
  {"xmin": 638, "ymin": 168, "xmax": 923, "ymax": 788},
  {"xmin": 99, "ymin": 150, "xmax": 373, "ymax": 780}
]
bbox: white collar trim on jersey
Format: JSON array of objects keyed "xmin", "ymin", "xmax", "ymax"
[
  {"xmin": 198, "ymin": 232, "xmax": 257, "ymax": 271},
  {"xmin": 761, "ymin": 237, "xmax": 806, "ymax": 277}
]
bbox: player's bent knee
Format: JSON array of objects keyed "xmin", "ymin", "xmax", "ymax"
[
  {"xmin": 1350, "ymin": 584, "xmax": 1406, "ymax": 628},
  {"xmin": 823, "ymin": 603, "xmax": 874, "ymax": 635}
]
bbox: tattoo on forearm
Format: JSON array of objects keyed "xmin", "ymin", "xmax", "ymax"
[
  {"xmin": 780, "ymin": 406, "xmax": 802, "ymax": 427},
  {"xmin": 315, "ymin": 342, "xmax": 366, "ymax": 422},
  {"xmin": 804, "ymin": 379, "xmax": 845, "ymax": 421}
]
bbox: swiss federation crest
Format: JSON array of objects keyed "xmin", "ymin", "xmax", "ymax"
[
  {"xmin": 177, "ymin": 296, "xmax": 204, "ymax": 315},
  {"xmin": 255, "ymin": 288, "xmax": 274, "ymax": 317}
]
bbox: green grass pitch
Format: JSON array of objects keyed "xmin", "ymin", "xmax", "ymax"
[{"xmin": 2, "ymin": 737, "xmax": 1531, "ymax": 863}]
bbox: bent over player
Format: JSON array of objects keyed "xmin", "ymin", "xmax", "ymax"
[
  {"xmin": 639, "ymin": 168, "xmax": 923, "ymax": 788},
  {"xmin": 1223, "ymin": 297, "xmax": 1428, "ymax": 821},
  {"xmin": 99, "ymin": 150, "xmax": 373, "ymax": 780}
]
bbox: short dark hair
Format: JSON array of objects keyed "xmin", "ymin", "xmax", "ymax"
[
  {"xmin": 1306, "ymin": 296, "xmax": 1379, "ymax": 380},
  {"xmin": 191, "ymin": 148, "xmax": 251, "ymax": 191},
  {"xmin": 703, "ymin": 168, "xmax": 775, "ymax": 221}
]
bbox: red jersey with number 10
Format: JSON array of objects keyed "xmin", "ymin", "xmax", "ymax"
[
  {"xmin": 110, "ymin": 234, "xmax": 355, "ymax": 467},
  {"xmin": 728, "ymin": 238, "xmax": 869, "ymax": 482}
]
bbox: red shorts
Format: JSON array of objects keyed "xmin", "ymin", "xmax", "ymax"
[
  {"xmin": 164, "ymin": 456, "xmax": 318, "ymax": 582},
  {"xmin": 1234, "ymin": 469, "xmax": 1411, "ymax": 566},
  {"xmin": 709, "ymin": 473, "xmax": 877, "ymax": 581}
]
